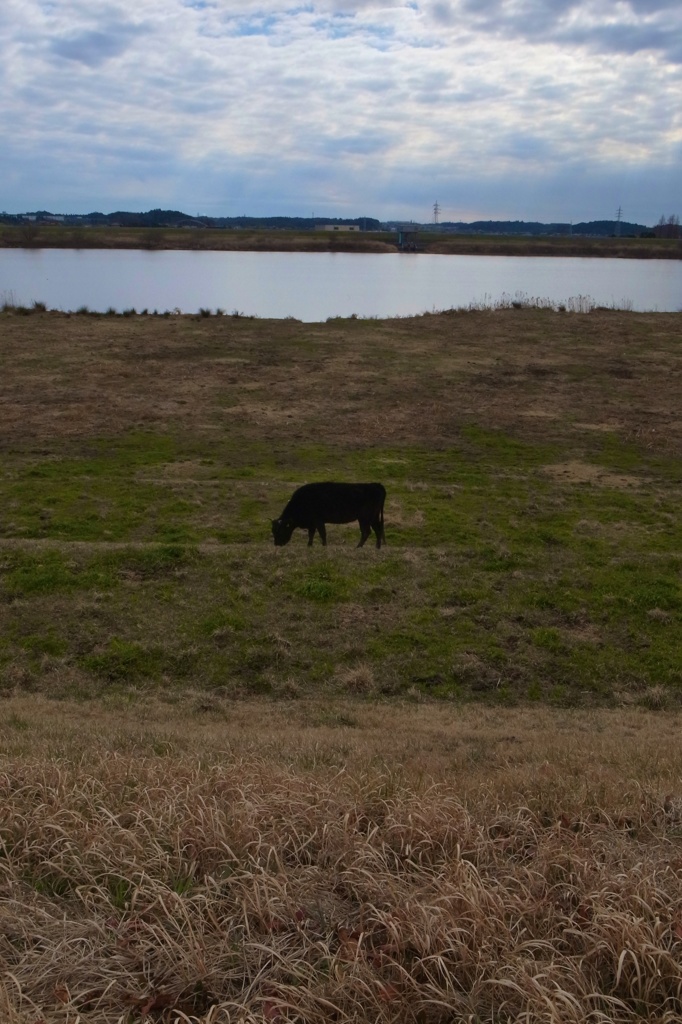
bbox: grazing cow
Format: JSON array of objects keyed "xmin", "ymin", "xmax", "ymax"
[{"xmin": 271, "ymin": 482, "xmax": 386, "ymax": 548}]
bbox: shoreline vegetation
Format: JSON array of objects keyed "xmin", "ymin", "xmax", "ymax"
[
  {"xmin": 0, "ymin": 292, "xmax": 636, "ymax": 317},
  {"xmin": 2, "ymin": 307, "xmax": 682, "ymax": 1020},
  {"xmin": 2, "ymin": 222, "xmax": 682, "ymax": 258}
]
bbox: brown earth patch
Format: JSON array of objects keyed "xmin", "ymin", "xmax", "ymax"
[
  {"xmin": 574, "ymin": 420, "xmax": 624, "ymax": 432},
  {"xmin": 384, "ymin": 500, "xmax": 426, "ymax": 528},
  {"xmin": 543, "ymin": 460, "xmax": 642, "ymax": 488},
  {"xmin": 562, "ymin": 623, "xmax": 604, "ymax": 645},
  {"xmin": 520, "ymin": 408, "xmax": 559, "ymax": 419}
]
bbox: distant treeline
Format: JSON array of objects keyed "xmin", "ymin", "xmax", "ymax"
[
  {"xmin": 438, "ymin": 219, "xmax": 651, "ymax": 237},
  {"xmin": 0, "ymin": 209, "xmax": 383, "ymax": 231},
  {"xmin": 0, "ymin": 209, "xmax": 659, "ymax": 236}
]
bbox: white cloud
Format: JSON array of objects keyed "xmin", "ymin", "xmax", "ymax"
[{"xmin": 0, "ymin": 1, "xmax": 680, "ymax": 221}]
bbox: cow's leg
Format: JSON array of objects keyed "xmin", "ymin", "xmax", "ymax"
[
  {"xmin": 317, "ymin": 522, "xmax": 327, "ymax": 546},
  {"xmin": 371, "ymin": 519, "xmax": 382, "ymax": 549},
  {"xmin": 307, "ymin": 526, "xmax": 315, "ymax": 546},
  {"xmin": 358, "ymin": 519, "xmax": 371, "ymax": 547}
]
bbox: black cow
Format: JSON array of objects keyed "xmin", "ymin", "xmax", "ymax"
[{"xmin": 271, "ymin": 482, "xmax": 386, "ymax": 548}]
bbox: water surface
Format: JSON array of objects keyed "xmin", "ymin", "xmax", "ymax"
[{"xmin": 1, "ymin": 249, "xmax": 680, "ymax": 320}]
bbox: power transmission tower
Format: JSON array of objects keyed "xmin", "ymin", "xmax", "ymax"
[
  {"xmin": 616, "ymin": 206, "xmax": 622, "ymax": 237},
  {"xmin": 433, "ymin": 201, "xmax": 440, "ymax": 227}
]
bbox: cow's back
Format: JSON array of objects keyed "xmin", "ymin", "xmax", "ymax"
[{"xmin": 284, "ymin": 482, "xmax": 384, "ymax": 525}]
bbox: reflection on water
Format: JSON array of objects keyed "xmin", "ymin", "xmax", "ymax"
[{"xmin": 1, "ymin": 248, "xmax": 680, "ymax": 320}]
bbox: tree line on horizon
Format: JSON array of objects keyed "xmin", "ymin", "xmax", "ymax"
[{"xmin": 1, "ymin": 208, "xmax": 678, "ymax": 237}]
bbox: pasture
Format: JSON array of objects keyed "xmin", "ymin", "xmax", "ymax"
[
  {"xmin": 1, "ymin": 306, "xmax": 681, "ymax": 705},
  {"xmin": 0, "ymin": 305, "xmax": 681, "ymax": 1021}
]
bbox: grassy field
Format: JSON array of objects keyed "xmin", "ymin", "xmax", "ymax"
[
  {"xmin": 1, "ymin": 306, "xmax": 681, "ymax": 705},
  {"xmin": 1, "ymin": 306, "xmax": 682, "ymax": 1021},
  {"xmin": 2, "ymin": 222, "xmax": 681, "ymax": 259}
]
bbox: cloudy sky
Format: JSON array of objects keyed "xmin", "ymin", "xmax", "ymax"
[{"xmin": 2, "ymin": 1, "xmax": 681, "ymax": 223}]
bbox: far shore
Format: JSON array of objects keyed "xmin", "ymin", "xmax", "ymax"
[{"xmin": 1, "ymin": 223, "xmax": 680, "ymax": 259}]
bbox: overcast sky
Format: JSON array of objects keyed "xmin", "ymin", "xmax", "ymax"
[{"xmin": 2, "ymin": 1, "xmax": 681, "ymax": 223}]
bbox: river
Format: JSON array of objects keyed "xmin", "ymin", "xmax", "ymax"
[{"xmin": 1, "ymin": 249, "xmax": 680, "ymax": 320}]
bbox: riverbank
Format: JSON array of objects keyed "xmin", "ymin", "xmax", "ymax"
[
  {"xmin": 2, "ymin": 222, "xmax": 680, "ymax": 258},
  {"xmin": 2, "ymin": 306, "xmax": 682, "ymax": 1022}
]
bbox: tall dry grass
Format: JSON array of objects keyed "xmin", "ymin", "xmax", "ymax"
[{"xmin": 1, "ymin": 698, "xmax": 682, "ymax": 1022}]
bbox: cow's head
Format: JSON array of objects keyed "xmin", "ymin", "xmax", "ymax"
[{"xmin": 271, "ymin": 518, "xmax": 296, "ymax": 546}]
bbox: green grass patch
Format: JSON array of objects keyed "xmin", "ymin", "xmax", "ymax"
[
  {"xmin": 2, "ymin": 549, "xmax": 118, "ymax": 596},
  {"xmin": 290, "ymin": 563, "xmax": 350, "ymax": 603},
  {"xmin": 81, "ymin": 638, "xmax": 166, "ymax": 682},
  {"xmin": 1, "ymin": 419, "xmax": 681, "ymax": 702}
]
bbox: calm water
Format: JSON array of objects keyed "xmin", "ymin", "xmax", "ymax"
[{"xmin": 1, "ymin": 248, "xmax": 680, "ymax": 320}]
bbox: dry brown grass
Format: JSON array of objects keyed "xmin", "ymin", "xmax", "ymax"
[
  {"xmin": 2, "ymin": 697, "xmax": 682, "ymax": 1022},
  {"xmin": 1, "ymin": 308, "xmax": 681, "ymax": 453},
  {"xmin": 2, "ymin": 224, "xmax": 679, "ymax": 260},
  {"xmin": 0, "ymin": 225, "xmax": 396, "ymax": 255}
]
